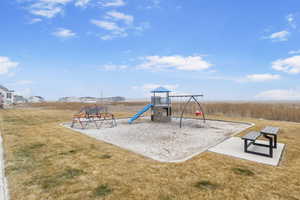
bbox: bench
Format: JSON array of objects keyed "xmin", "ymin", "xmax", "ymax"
[
  {"xmin": 242, "ymin": 126, "xmax": 280, "ymax": 158},
  {"xmin": 261, "ymin": 126, "xmax": 279, "ymax": 148},
  {"xmin": 242, "ymin": 131, "xmax": 261, "ymax": 141}
]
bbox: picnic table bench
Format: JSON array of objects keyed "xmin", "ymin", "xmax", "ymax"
[{"xmin": 242, "ymin": 126, "xmax": 280, "ymax": 158}]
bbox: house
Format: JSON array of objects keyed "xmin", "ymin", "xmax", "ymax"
[
  {"xmin": 0, "ymin": 85, "xmax": 15, "ymax": 106},
  {"xmin": 58, "ymin": 96, "xmax": 126, "ymax": 103},
  {"xmin": 14, "ymin": 95, "xmax": 28, "ymax": 104},
  {"xmin": 28, "ymin": 96, "xmax": 45, "ymax": 103},
  {"xmin": 58, "ymin": 97, "xmax": 81, "ymax": 102}
]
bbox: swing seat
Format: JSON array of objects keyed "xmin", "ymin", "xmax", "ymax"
[{"xmin": 195, "ymin": 111, "xmax": 202, "ymax": 116}]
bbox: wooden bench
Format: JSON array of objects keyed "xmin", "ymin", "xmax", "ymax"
[{"xmin": 242, "ymin": 126, "xmax": 280, "ymax": 158}]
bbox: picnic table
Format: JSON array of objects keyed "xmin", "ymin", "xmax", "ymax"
[{"xmin": 242, "ymin": 126, "xmax": 280, "ymax": 158}]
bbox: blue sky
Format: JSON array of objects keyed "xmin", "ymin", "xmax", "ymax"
[{"xmin": 1, "ymin": 0, "xmax": 300, "ymax": 100}]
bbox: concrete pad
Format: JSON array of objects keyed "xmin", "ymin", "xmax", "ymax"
[
  {"xmin": 63, "ymin": 118, "xmax": 252, "ymax": 163},
  {"xmin": 209, "ymin": 137, "xmax": 285, "ymax": 166}
]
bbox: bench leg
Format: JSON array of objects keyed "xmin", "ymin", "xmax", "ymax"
[
  {"xmin": 263, "ymin": 135, "xmax": 273, "ymax": 158},
  {"xmin": 71, "ymin": 119, "xmax": 75, "ymax": 128},
  {"xmin": 244, "ymin": 139, "xmax": 248, "ymax": 153},
  {"xmin": 243, "ymin": 138, "xmax": 274, "ymax": 158},
  {"xmin": 274, "ymin": 135, "xmax": 277, "ymax": 148}
]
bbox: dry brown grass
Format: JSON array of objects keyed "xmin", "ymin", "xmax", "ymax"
[
  {"xmin": 23, "ymin": 101, "xmax": 300, "ymax": 123},
  {"xmin": 1, "ymin": 106, "xmax": 300, "ymax": 200},
  {"xmin": 24, "ymin": 101, "xmax": 148, "ymax": 111},
  {"xmin": 203, "ymin": 102, "xmax": 300, "ymax": 122}
]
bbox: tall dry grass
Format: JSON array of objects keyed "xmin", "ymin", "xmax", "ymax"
[
  {"xmin": 202, "ymin": 102, "xmax": 300, "ymax": 122},
  {"xmin": 22, "ymin": 101, "xmax": 300, "ymax": 123}
]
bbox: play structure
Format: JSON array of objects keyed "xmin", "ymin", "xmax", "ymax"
[
  {"xmin": 71, "ymin": 105, "xmax": 117, "ymax": 129},
  {"xmin": 128, "ymin": 87, "xmax": 206, "ymax": 127}
]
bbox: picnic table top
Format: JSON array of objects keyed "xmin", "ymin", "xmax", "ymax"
[
  {"xmin": 242, "ymin": 131, "xmax": 261, "ymax": 141},
  {"xmin": 261, "ymin": 126, "xmax": 280, "ymax": 135}
]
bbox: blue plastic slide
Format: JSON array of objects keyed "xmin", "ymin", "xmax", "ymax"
[{"xmin": 128, "ymin": 104, "xmax": 153, "ymax": 124}]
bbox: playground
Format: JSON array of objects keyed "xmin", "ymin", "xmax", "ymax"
[
  {"xmin": 64, "ymin": 118, "xmax": 251, "ymax": 162},
  {"xmin": 66, "ymin": 87, "xmax": 251, "ymax": 162},
  {"xmin": 0, "ymin": 102, "xmax": 299, "ymax": 200},
  {"xmin": 65, "ymin": 87, "xmax": 284, "ymax": 164}
]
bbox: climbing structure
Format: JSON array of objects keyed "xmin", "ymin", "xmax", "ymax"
[
  {"xmin": 129, "ymin": 86, "xmax": 206, "ymax": 128},
  {"xmin": 150, "ymin": 87, "xmax": 172, "ymax": 122}
]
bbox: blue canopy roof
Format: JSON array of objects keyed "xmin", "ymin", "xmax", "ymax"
[{"xmin": 151, "ymin": 87, "xmax": 171, "ymax": 93}]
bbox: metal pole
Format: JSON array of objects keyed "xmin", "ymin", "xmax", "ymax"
[{"xmin": 179, "ymin": 96, "xmax": 193, "ymax": 128}]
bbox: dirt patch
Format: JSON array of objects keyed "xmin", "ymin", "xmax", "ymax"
[{"xmin": 64, "ymin": 118, "xmax": 252, "ymax": 162}]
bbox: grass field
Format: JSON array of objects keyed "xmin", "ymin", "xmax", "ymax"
[
  {"xmin": 26, "ymin": 101, "xmax": 300, "ymax": 122},
  {"xmin": 1, "ymin": 103, "xmax": 300, "ymax": 200}
]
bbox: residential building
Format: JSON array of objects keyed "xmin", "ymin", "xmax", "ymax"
[{"xmin": 0, "ymin": 85, "xmax": 15, "ymax": 105}]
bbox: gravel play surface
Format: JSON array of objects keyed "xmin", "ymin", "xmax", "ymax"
[{"xmin": 64, "ymin": 118, "xmax": 252, "ymax": 162}]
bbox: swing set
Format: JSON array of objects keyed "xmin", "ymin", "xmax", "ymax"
[
  {"xmin": 128, "ymin": 87, "xmax": 206, "ymax": 128},
  {"xmin": 169, "ymin": 94, "xmax": 206, "ymax": 128}
]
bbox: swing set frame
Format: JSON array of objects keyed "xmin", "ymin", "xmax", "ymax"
[{"xmin": 169, "ymin": 94, "xmax": 206, "ymax": 128}]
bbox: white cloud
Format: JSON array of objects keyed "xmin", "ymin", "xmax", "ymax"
[
  {"xmin": 135, "ymin": 22, "xmax": 151, "ymax": 32},
  {"xmin": 286, "ymin": 13, "xmax": 296, "ymax": 29},
  {"xmin": 91, "ymin": 20, "xmax": 123, "ymax": 31},
  {"xmin": 29, "ymin": 18, "xmax": 42, "ymax": 24},
  {"xmin": 245, "ymin": 74, "xmax": 281, "ymax": 82},
  {"xmin": 100, "ymin": 32, "xmax": 128, "ymax": 40},
  {"xmin": 272, "ymin": 55, "xmax": 300, "ymax": 74},
  {"xmin": 41, "ymin": 0, "xmax": 72, "ymax": 3},
  {"xmin": 289, "ymin": 49, "xmax": 300, "ymax": 55},
  {"xmin": 30, "ymin": 6, "xmax": 62, "ymax": 18},
  {"xmin": 101, "ymin": 64, "xmax": 128, "ymax": 71},
  {"xmin": 92, "ymin": 11, "xmax": 134, "ymax": 40},
  {"xmin": 145, "ymin": 0, "xmax": 160, "ymax": 9},
  {"xmin": 137, "ymin": 55, "xmax": 212, "ymax": 71},
  {"xmin": 100, "ymin": 0, "xmax": 125, "ymax": 7},
  {"xmin": 52, "ymin": 28, "xmax": 76, "ymax": 38},
  {"xmin": 100, "ymin": 35, "xmax": 114, "ymax": 40},
  {"xmin": 91, "ymin": 5, "xmax": 149, "ymax": 40},
  {"xmin": 91, "ymin": 19, "xmax": 128, "ymax": 40},
  {"xmin": 256, "ymin": 89, "xmax": 300, "ymax": 100},
  {"xmin": 19, "ymin": 0, "xmax": 92, "ymax": 19},
  {"xmin": 106, "ymin": 11, "xmax": 134, "ymax": 24},
  {"xmin": 0, "ymin": 56, "xmax": 19, "ymax": 75},
  {"xmin": 23, "ymin": 0, "xmax": 72, "ymax": 18},
  {"xmin": 75, "ymin": 0, "xmax": 90, "ymax": 7},
  {"xmin": 266, "ymin": 30, "xmax": 290, "ymax": 42}
]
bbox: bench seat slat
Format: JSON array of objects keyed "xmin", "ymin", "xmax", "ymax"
[
  {"xmin": 242, "ymin": 131, "xmax": 261, "ymax": 141},
  {"xmin": 261, "ymin": 126, "xmax": 279, "ymax": 135}
]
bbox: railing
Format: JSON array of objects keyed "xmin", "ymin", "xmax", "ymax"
[{"xmin": 151, "ymin": 97, "xmax": 170, "ymax": 105}]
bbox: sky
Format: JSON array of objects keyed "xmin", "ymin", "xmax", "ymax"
[{"xmin": 1, "ymin": 0, "xmax": 300, "ymax": 101}]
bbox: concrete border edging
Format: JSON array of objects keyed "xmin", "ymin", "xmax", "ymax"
[{"xmin": 0, "ymin": 135, "xmax": 9, "ymax": 200}]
